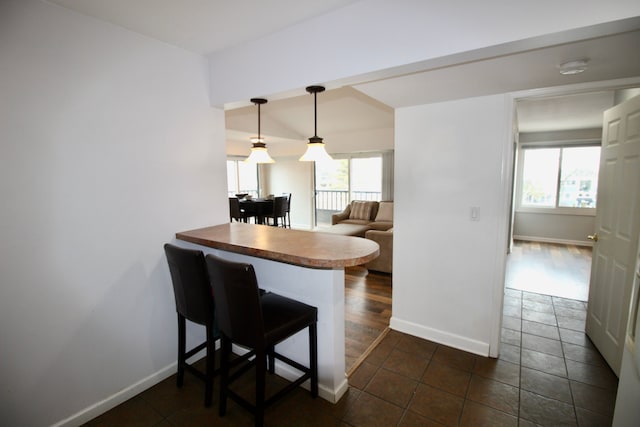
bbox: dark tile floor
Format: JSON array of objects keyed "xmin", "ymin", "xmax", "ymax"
[{"xmin": 84, "ymin": 289, "xmax": 617, "ymax": 426}]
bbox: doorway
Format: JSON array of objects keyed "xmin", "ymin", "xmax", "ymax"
[{"xmin": 506, "ymin": 240, "xmax": 592, "ymax": 301}]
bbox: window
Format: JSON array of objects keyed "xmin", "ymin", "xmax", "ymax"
[
  {"xmin": 519, "ymin": 145, "xmax": 600, "ymax": 211},
  {"xmin": 350, "ymin": 157, "xmax": 382, "ymax": 201},
  {"xmin": 226, "ymin": 159, "xmax": 259, "ymax": 197},
  {"xmin": 314, "ymin": 153, "xmax": 386, "ymax": 226}
]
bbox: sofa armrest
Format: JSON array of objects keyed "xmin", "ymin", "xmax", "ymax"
[
  {"xmin": 331, "ymin": 205, "xmax": 351, "ymax": 225},
  {"xmin": 364, "ymin": 229, "xmax": 393, "ymax": 273},
  {"xmin": 365, "ymin": 229, "xmax": 393, "ymax": 245}
]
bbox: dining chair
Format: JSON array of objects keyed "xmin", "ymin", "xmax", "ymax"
[
  {"xmin": 229, "ymin": 197, "xmax": 250, "ymax": 223},
  {"xmin": 205, "ymin": 254, "xmax": 318, "ymax": 427},
  {"xmin": 163, "ymin": 244, "xmax": 219, "ymax": 407},
  {"xmin": 266, "ymin": 196, "xmax": 287, "ymax": 227},
  {"xmin": 283, "ymin": 193, "xmax": 291, "ymax": 228}
]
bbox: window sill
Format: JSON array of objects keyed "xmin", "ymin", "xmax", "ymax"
[{"xmin": 515, "ymin": 207, "xmax": 596, "ymax": 217}]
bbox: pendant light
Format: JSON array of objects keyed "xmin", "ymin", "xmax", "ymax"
[
  {"xmin": 245, "ymin": 98, "xmax": 275, "ymax": 164},
  {"xmin": 299, "ymin": 86, "xmax": 333, "ymax": 162}
]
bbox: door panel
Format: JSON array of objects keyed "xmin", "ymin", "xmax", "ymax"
[{"xmin": 586, "ymin": 95, "xmax": 640, "ymax": 376}]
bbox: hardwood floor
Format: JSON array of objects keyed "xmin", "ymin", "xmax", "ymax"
[
  {"xmin": 506, "ymin": 240, "xmax": 593, "ymax": 301},
  {"xmin": 344, "ymin": 266, "xmax": 392, "ymax": 375}
]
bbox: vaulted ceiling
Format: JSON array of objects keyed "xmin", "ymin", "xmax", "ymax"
[{"xmin": 50, "ymin": 1, "xmax": 640, "ymax": 141}]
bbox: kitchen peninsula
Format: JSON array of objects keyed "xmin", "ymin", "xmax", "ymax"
[{"xmin": 175, "ymin": 222, "xmax": 379, "ymax": 403}]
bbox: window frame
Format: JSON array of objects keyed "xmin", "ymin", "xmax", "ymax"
[
  {"xmin": 331, "ymin": 152, "xmax": 384, "ymax": 202},
  {"xmin": 226, "ymin": 157, "xmax": 260, "ymax": 197},
  {"xmin": 515, "ymin": 140, "xmax": 600, "ymax": 217}
]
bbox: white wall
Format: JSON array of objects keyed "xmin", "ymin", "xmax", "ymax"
[
  {"xmin": 265, "ymin": 159, "xmax": 315, "ymax": 229},
  {"xmin": 392, "ymin": 94, "xmax": 513, "ymax": 356},
  {"xmin": 513, "ymin": 212, "xmax": 595, "ymax": 245},
  {"xmin": 0, "ymin": 1, "xmax": 227, "ymax": 425}
]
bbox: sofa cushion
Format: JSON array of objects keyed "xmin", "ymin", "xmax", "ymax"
[
  {"xmin": 375, "ymin": 201, "xmax": 393, "ymax": 222},
  {"xmin": 349, "ymin": 201, "xmax": 376, "ymax": 221},
  {"xmin": 368, "ymin": 221, "xmax": 393, "ymax": 231},
  {"xmin": 340, "ymin": 219, "xmax": 372, "ymax": 226}
]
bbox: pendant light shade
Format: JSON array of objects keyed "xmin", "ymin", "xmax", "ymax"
[
  {"xmin": 299, "ymin": 86, "xmax": 333, "ymax": 162},
  {"xmin": 245, "ymin": 98, "xmax": 275, "ymax": 164}
]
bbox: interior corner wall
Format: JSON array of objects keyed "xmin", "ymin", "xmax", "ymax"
[
  {"xmin": 391, "ymin": 94, "xmax": 513, "ymax": 355},
  {"xmin": 0, "ymin": 1, "xmax": 227, "ymax": 425},
  {"xmin": 264, "ymin": 159, "xmax": 315, "ymax": 229}
]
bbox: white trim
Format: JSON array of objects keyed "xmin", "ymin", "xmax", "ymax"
[
  {"xmin": 390, "ymin": 317, "xmax": 490, "ymax": 357},
  {"xmin": 515, "ymin": 206, "xmax": 596, "ymax": 216},
  {"xmin": 233, "ymin": 344, "xmax": 346, "ymax": 403},
  {"xmin": 52, "ymin": 361, "xmax": 181, "ymax": 427},
  {"xmin": 274, "ymin": 362, "xmax": 348, "ymax": 404},
  {"xmin": 513, "ymin": 234, "xmax": 594, "ymax": 247},
  {"xmin": 489, "ymin": 95, "xmax": 516, "ymax": 358},
  {"xmin": 511, "ymin": 76, "xmax": 640, "ymax": 101}
]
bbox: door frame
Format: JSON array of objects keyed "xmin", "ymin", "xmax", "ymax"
[{"xmin": 493, "ymin": 77, "xmax": 640, "ymax": 358}]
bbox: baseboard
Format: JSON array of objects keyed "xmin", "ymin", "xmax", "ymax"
[
  {"xmin": 513, "ymin": 235, "xmax": 593, "ymax": 247},
  {"xmin": 55, "ymin": 338, "xmax": 344, "ymax": 427},
  {"xmin": 52, "ymin": 362, "xmax": 179, "ymax": 427},
  {"xmin": 390, "ymin": 317, "xmax": 490, "ymax": 357},
  {"xmin": 272, "ymin": 358, "xmax": 348, "ymax": 404},
  {"xmin": 232, "ymin": 343, "xmax": 347, "ymax": 404}
]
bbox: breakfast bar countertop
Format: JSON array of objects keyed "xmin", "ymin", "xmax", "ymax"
[{"xmin": 176, "ymin": 222, "xmax": 380, "ymax": 269}]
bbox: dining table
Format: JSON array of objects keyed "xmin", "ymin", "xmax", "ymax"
[{"xmin": 239, "ymin": 198, "xmax": 274, "ymax": 224}]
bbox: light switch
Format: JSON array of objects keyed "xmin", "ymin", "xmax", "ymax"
[{"xmin": 470, "ymin": 206, "xmax": 480, "ymax": 221}]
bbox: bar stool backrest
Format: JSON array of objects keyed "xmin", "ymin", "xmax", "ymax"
[
  {"xmin": 164, "ymin": 243, "xmax": 213, "ymax": 326},
  {"xmin": 206, "ymin": 255, "xmax": 266, "ymax": 349}
]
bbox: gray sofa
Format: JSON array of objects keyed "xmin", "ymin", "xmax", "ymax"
[
  {"xmin": 331, "ymin": 200, "xmax": 393, "ymax": 231},
  {"xmin": 364, "ymin": 228, "xmax": 393, "ymax": 274},
  {"xmin": 331, "ymin": 200, "xmax": 393, "ymax": 273}
]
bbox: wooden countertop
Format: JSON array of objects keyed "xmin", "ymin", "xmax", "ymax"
[{"xmin": 176, "ymin": 223, "xmax": 380, "ymax": 269}]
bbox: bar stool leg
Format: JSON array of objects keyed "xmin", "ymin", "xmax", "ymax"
[
  {"xmin": 177, "ymin": 316, "xmax": 186, "ymax": 387},
  {"xmin": 218, "ymin": 336, "xmax": 231, "ymax": 416},
  {"xmin": 267, "ymin": 345, "xmax": 275, "ymax": 374},
  {"xmin": 255, "ymin": 352, "xmax": 266, "ymax": 427},
  {"xmin": 309, "ymin": 323, "xmax": 318, "ymax": 397},
  {"xmin": 204, "ymin": 324, "xmax": 215, "ymax": 407}
]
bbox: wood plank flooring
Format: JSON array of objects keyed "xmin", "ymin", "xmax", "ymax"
[
  {"xmin": 506, "ymin": 240, "xmax": 593, "ymax": 301},
  {"xmin": 344, "ymin": 266, "xmax": 392, "ymax": 375}
]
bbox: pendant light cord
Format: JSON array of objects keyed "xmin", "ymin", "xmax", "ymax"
[
  {"xmin": 313, "ymin": 91, "xmax": 317, "ymax": 138},
  {"xmin": 258, "ymin": 102, "xmax": 261, "ymax": 139}
]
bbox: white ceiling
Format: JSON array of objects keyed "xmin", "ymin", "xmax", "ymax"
[
  {"xmin": 49, "ymin": 0, "xmax": 361, "ymax": 55},
  {"xmin": 50, "ymin": 0, "xmax": 640, "ymax": 138},
  {"xmin": 225, "ymin": 86, "xmax": 394, "ymax": 145}
]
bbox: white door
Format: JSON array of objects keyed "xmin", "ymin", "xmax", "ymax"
[{"xmin": 586, "ymin": 95, "xmax": 640, "ymax": 376}]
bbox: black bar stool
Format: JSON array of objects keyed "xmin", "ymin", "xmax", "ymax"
[
  {"xmin": 205, "ymin": 254, "xmax": 318, "ymax": 427},
  {"xmin": 163, "ymin": 243, "xmax": 219, "ymax": 407}
]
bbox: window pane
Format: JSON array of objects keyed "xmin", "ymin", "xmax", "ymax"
[
  {"xmin": 558, "ymin": 146, "xmax": 600, "ymax": 208},
  {"xmin": 237, "ymin": 161, "xmax": 258, "ymax": 196},
  {"xmin": 316, "ymin": 159, "xmax": 349, "ymax": 191},
  {"xmin": 226, "ymin": 160, "xmax": 258, "ymax": 197},
  {"xmin": 315, "ymin": 159, "xmax": 349, "ymax": 219},
  {"xmin": 521, "ymin": 148, "xmax": 559, "ymax": 207},
  {"xmin": 351, "ymin": 157, "xmax": 382, "ymax": 201}
]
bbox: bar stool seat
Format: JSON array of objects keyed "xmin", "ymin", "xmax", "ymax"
[{"xmin": 205, "ymin": 254, "xmax": 318, "ymax": 427}]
